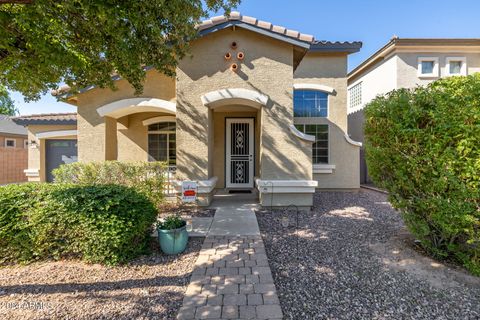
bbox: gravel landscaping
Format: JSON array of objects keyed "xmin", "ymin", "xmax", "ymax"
[
  {"xmin": 256, "ymin": 189, "xmax": 480, "ymax": 319},
  {"xmin": 0, "ymin": 238, "xmax": 202, "ymax": 320}
]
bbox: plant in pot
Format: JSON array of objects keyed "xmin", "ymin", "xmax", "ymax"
[{"xmin": 156, "ymin": 215, "xmax": 188, "ymax": 255}]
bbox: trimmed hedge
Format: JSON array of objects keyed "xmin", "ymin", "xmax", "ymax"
[
  {"xmin": 364, "ymin": 74, "xmax": 480, "ymax": 275},
  {"xmin": 53, "ymin": 161, "xmax": 168, "ymax": 209},
  {"xmin": 0, "ymin": 183, "xmax": 157, "ymax": 265}
]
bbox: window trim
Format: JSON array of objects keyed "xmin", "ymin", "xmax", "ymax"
[
  {"xmin": 417, "ymin": 57, "xmax": 439, "ymax": 78},
  {"xmin": 293, "ymin": 83, "xmax": 335, "ymax": 94},
  {"xmin": 446, "ymin": 57, "xmax": 467, "ymax": 76},
  {"xmin": 5, "ymin": 138, "xmax": 16, "ymax": 148},
  {"xmin": 294, "ymin": 123, "xmax": 330, "ymax": 165}
]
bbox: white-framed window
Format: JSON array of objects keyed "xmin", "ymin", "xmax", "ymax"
[
  {"xmin": 24, "ymin": 139, "xmax": 28, "ymax": 148},
  {"xmin": 5, "ymin": 138, "xmax": 16, "ymax": 148},
  {"xmin": 147, "ymin": 122, "xmax": 176, "ymax": 166},
  {"xmin": 417, "ymin": 57, "xmax": 439, "ymax": 78},
  {"xmin": 349, "ymin": 82, "xmax": 362, "ymax": 108},
  {"xmin": 446, "ymin": 57, "xmax": 467, "ymax": 76},
  {"xmin": 294, "ymin": 124, "xmax": 329, "ymax": 164}
]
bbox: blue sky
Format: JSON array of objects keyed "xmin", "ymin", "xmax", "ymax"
[{"xmin": 11, "ymin": 0, "xmax": 480, "ymax": 115}]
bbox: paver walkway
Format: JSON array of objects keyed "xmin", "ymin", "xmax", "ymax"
[{"xmin": 177, "ymin": 196, "xmax": 283, "ymax": 320}]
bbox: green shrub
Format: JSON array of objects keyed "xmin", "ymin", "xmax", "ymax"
[
  {"xmin": 157, "ymin": 215, "xmax": 186, "ymax": 230},
  {"xmin": 53, "ymin": 161, "xmax": 168, "ymax": 209},
  {"xmin": 364, "ymin": 74, "xmax": 480, "ymax": 275},
  {"xmin": 0, "ymin": 183, "xmax": 157, "ymax": 265}
]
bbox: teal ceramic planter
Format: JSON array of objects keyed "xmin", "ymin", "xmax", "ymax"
[{"xmin": 157, "ymin": 224, "xmax": 188, "ymax": 255}]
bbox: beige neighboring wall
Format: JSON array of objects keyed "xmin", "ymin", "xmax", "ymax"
[
  {"xmin": 26, "ymin": 124, "xmax": 77, "ymax": 182},
  {"xmin": 295, "ymin": 52, "xmax": 360, "ymax": 189},
  {"xmin": 75, "ymin": 70, "xmax": 176, "ymax": 162},
  {"xmin": 176, "ymin": 27, "xmax": 312, "ymax": 183},
  {"xmin": 396, "ymin": 52, "xmax": 480, "ymax": 88},
  {"xmin": 347, "ymin": 55, "xmax": 398, "ymax": 114}
]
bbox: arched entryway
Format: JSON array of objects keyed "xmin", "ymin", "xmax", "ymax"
[{"xmin": 201, "ymin": 88, "xmax": 268, "ymax": 189}]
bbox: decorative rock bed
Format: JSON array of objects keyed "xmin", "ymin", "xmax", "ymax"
[{"xmin": 256, "ymin": 189, "xmax": 480, "ymax": 319}]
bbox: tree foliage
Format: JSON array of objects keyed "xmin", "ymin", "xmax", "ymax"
[
  {"xmin": 364, "ymin": 74, "xmax": 480, "ymax": 275},
  {"xmin": 0, "ymin": 85, "xmax": 17, "ymax": 115},
  {"xmin": 0, "ymin": 0, "xmax": 239, "ymax": 101}
]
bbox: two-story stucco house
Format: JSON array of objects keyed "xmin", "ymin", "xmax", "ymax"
[
  {"xmin": 347, "ymin": 37, "xmax": 480, "ymax": 183},
  {"xmin": 14, "ymin": 12, "xmax": 363, "ymax": 208}
]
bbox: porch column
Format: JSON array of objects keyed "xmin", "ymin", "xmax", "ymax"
[{"xmin": 104, "ymin": 116, "xmax": 118, "ymax": 160}]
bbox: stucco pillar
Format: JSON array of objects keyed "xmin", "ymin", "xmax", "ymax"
[{"xmin": 104, "ymin": 116, "xmax": 118, "ymax": 161}]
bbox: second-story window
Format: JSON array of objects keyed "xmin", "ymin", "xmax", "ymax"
[
  {"xmin": 417, "ymin": 57, "xmax": 439, "ymax": 78},
  {"xmin": 446, "ymin": 57, "xmax": 467, "ymax": 76},
  {"xmin": 294, "ymin": 90, "xmax": 328, "ymax": 117}
]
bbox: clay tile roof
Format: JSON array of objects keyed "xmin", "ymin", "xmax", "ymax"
[
  {"xmin": 197, "ymin": 11, "xmax": 316, "ymax": 43},
  {"xmin": 310, "ymin": 40, "xmax": 363, "ymax": 52},
  {"xmin": 12, "ymin": 113, "xmax": 77, "ymax": 126},
  {"xmin": 0, "ymin": 115, "xmax": 27, "ymax": 136}
]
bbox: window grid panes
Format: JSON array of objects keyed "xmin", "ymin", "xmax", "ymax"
[
  {"xmin": 349, "ymin": 82, "xmax": 362, "ymax": 108},
  {"xmin": 295, "ymin": 124, "xmax": 328, "ymax": 164},
  {"xmin": 294, "ymin": 90, "xmax": 328, "ymax": 117},
  {"xmin": 148, "ymin": 122, "xmax": 176, "ymax": 166}
]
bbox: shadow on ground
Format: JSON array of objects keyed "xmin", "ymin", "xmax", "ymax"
[{"xmin": 0, "ymin": 238, "xmax": 203, "ymax": 320}]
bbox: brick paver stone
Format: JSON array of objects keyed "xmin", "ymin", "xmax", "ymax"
[{"xmin": 176, "ymin": 236, "xmax": 283, "ymax": 319}]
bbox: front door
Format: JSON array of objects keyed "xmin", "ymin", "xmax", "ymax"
[{"xmin": 226, "ymin": 118, "xmax": 254, "ymax": 188}]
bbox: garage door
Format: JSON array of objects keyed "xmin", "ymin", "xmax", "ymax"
[{"xmin": 45, "ymin": 139, "xmax": 78, "ymax": 182}]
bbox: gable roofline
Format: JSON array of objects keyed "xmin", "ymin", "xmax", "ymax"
[
  {"xmin": 199, "ymin": 20, "xmax": 311, "ymax": 49},
  {"xmin": 53, "ymin": 12, "xmax": 362, "ymax": 101},
  {"xmin": 348, "ymin": 37, "xmax": 480, "ymax": 82},
  {"xmin": 198, "ymin": 12, "xmax": 362, "ymax": 53}
]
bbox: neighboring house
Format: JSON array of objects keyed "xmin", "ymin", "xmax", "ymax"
[
  {"xmin": 15, "ymin": 12, "xmax": 363, "ymax": 208},
  {"xmin": 0, "ymin": 115, "xmax": 28, "ymax": 184},
  {"xmin": 12, "ymin": 113, "xmax": 77, "ymax": 183},
  {"xmin": 347, "ymin": 37, "xmax": 480, "ymax": 183}
]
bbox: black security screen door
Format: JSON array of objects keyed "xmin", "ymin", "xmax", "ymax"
[{"xmin": 226, "ymin": 118, "xmax": 254, "ymax": 188}]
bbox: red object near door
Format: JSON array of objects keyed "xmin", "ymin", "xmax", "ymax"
[{"xmin": 184, "ymin": 190, "xmax": 196, "ymax": 197}]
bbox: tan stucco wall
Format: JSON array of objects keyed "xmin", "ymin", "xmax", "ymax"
[
  {"xmin": 116, "ymin": 112, "xmax": 173, "ymax": 162},
  {"xmin": 211, "ymin": 108, "xmax": 260, "ymax": 188},
  {"xmin": 294, "ymin": 53, "xmax": 349, "ymax": 131},
  {"xmin": 76, "ymin": 70, "xmax": 175, "ymax": 162},
  {"xmin": 294, "ymin": 53, "xmax": 360, "ymax": 189},
  {"xmin": 176, "ymin": 27, "xmax": 312, "ymax": 183},
  {"xmin": 26, "ymin": 124, "xmax": 77, "ymax": 182},
  {"xmin": 396, "ymin": 52, "xmax": 480, "ymax": 89},
  {"xmin": 66, "ymin": 26, "xmax": 359, "ymax": 194}
]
